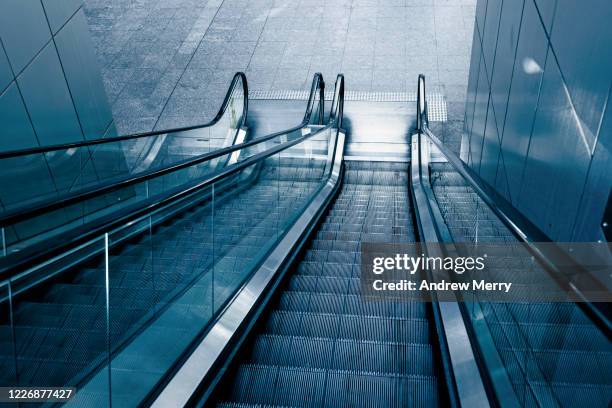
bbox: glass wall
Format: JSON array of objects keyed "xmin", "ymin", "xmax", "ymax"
[{"xmin": 461, "ymin": 0, "xmax": 611, "ymax": 242}]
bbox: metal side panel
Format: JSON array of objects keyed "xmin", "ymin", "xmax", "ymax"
[
  {"xmin": 150, "ymin": 131, "xmax": 346, "ymax": 408},
  {"xmin": 410, "ymin": 132, "xmax": 492, "ymax": 408}
]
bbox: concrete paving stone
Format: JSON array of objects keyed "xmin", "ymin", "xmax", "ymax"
[
  {"xmin": 376, "ymin": 7, "xmax": 406, "ymax": 19},
  {"xmin": 217, "ymin": 53, "xmax": 252, "ymax": 71},
  {"xmin": 154, "ymin": 114, "xmax": 204, "ymax": 131},
  {"xmin": 437, "ymin": 54, "xmax": 470, "ymax": 70},
  {"xmin": 209, "ymin": 70, "xmax": 241, "ymax": 86},
  {"xmin": 141, "ymin": 53, "xmax": 175, "ymax": 71},
  {"xmin": 179, "ymin": 68, "xmax": 215, "ymax": 89},
  {"xmin": 311, "ymin": 54, "xmax": 343, "ymax": 67},
  {"xmin": 119, "ymin": 81, "xmax": 158, "ymax": 100},
  {"xmin": 246, "ymin": 72, "xmax": 276, "ymax": 91},
  {"xmin": 284, "ymin": 40, "xmax": 318, "ymax": 57},
  {"xmin": 406, "ymin": 0, "xmax": 432, "ymax": 6},
  {"xmin": 166, "ymin": 54, "xmax": 191, "ymax": 71},
  {"xmin": 112, "ymin": 96, "xmax": 166, "ymax": 119},
  {"xmin": 374, "ymin": 54, "xmax": 405, "ymax": 70},
  {"xmin": 406, "ymin": 37, "xmax": 438, "ymax": 56},
  {"xmin": 115, "ymin": 116, "xmax": 158, "ymax": 135},
  {"xmin": 341, "ymin": 68, "xmax": 372, "ymax": 91},
  {"xmin": 438, "ymin": 69, "xmax": 470, "ymax": 86},
  {"xmin": 407, "ymin": 54, "xmax": 438, "ymax": 71},
  {"xmin": 232, "ymin": 27, "xmax": 265, "ymax": 42},
  {"xmin": 150, "ymin": 69, "xmax": 183, "ymax": 101},
  {"xmin": 204, "ymin": 28, "xmax": 235, "ymax": 42},
  {"xmin": 248, "ymin": 53, "xmax": 284, "ymax": 71},
  {"xmin": 279, "ymin": 54, "xmax": 312, "ymax": 70},
  {"xmin": 344, "ymin": 41, "xmax": 375, "ymax": 56},
  {"xmin": 372, "ymin": 69, "xmax": 407, "ymax": 92},
  {"xmin": 273, "ymin": 69, "xmax": 310, "ymax": 90},
  {"xmin": 316, "ymin": 43, "xmax": 346, "ymax": 56},
  {"xmin": 254, "ymin": 41, "xmax": 287, "ymax": 56},
  {"xmin": 102, "ymin": 81, "xmax": 126, "ymax": 104},
  {"xmin": 197, "ymin": 39, "xmax": 228, "ymax": 55},
  {"xmin": 260, "ymin": 28, "xmax": 293, "ymax": 42},
  {"xmin": 354, "ymin": 0, "xmax": 378, "ymax": 8},
  {"xmin": 162, "ymin": 97, "xmax": 211, "ymax": 118},
  {"xmin": 341, "ymin": 54, "xmax": 374, "ymax": 71},
  {"xmin": 190, "ymin": 53, "xmax": 222, "ymax": 69},
  {"xmin": 226, "ymin": 41, "xmax": 258, "ymax": 55},
  {"xmin": 375, "ymin": 40, "xmax": 406, "ymax": 57}
]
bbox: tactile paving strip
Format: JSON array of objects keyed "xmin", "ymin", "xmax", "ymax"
[{"xmin": 249, "ymin": 90, "xmax": 448, "ymax": 122}]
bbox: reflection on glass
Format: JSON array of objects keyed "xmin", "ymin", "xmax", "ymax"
[
  {"xmin": 0, "ymin": 76, "xmax": 247, "ymax": 255},
  {"xmin": 430, "ymin": 162, "xmax": 612, "ymax": 407}
]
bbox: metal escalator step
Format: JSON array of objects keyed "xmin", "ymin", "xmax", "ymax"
[
  {"xmin": 224, "ymin": 364, "xmax": 280, "ymax": 405},
  {"xmin": 303, "ymin": 250, "xmax": 357, "ymax": 264},
  {"xmin": 342, "ymin": 295, "xmax": 427, "ymax": 319},
  {"xmin": 224, "ymin": 364, "xmax": 439, "ymax": 408},
  {"xmin": 323, "ymin": 370, "xmax": 439, "ymax": 408},
  {"xmin": 218, "ymin": 403, "xmax": 286, "ymax": 408},
  {"xmin": 264, "ymin": 311, "xmax": 338, "ymax": 338},
  {"xmin": 263, "ymin": 311, "xmax": 431, "ymax": 345},
  {"xmin": 250, "ymin": 335, "xmax": 333, "ymax": 369},
  {"xmin": 249, "ymin": 335, "xmax": 434, "ymax": 376},
  {"xmin": 287, "ymin": 276, "xmax": 354, "ymax": 295},
  {"xmin": 224, "ymin": 364, "xmax": 327, "ymax": 407},
  {"xmin": 277, "ymin": 292, "xmax": 427, "ymax": 319},
  {"xmin": 272, "ymin": 366, "xmax": 327, "ymax": 406},
  {"xmin": 318, "ymin": 262, "xmax": 356, "ymax": 278},
  {"xmin": 338, "ymin": 315, "xmax": 431, "ymax": 345}
]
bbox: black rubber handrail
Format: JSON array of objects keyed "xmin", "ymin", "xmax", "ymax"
[
  {"xmin": 0, "ymin": 73, "xmax": 249, "ymax": 160},
  {"xmin": 0, "ymin": 73, "xmax": 326, "ymax": 228},
  {"xmin": 416, "ymin": 74, "xmax": 611, "ymax": 337},
  {"xmin": 0, "ymin": 74, "xmax": 342, "ymax": 280}
]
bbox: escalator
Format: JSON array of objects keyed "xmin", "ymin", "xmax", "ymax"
[
  {"xmin": 190, "ymin": 75, "xmax": 610, "ymax": 408},
  {"xmin": 0, "ymin": 74, "xmax": 334, "ymax": 406},
  {"xmin": 431, "ymin": 162, "xmax": 611, "ymax": 406},
  {"xmin": 414, "ymin": 75, "xmax": 612, "ymax": 407},
  {"xmin": 213, "ymin": 161, "xmax": 450, "ymax": 407}
]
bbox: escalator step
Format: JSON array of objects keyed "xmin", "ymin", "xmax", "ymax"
[
  {"xmin": 263, "ymin": 311, "xmax": 431, "ymax": 345},
  {"xmin": 248, "ymin": 335, "xmax": 434, "ymax": 376},
  {"xmin": 221, "ymin": 364, "xmax": 439, "ymax": 408},
  {"xmin": 323, "ymin": 370, "xmax": 439, "ymax": 408},
  {"xmin": 277, "ymin": 292, "xmax": 427, "ymax": 319}
]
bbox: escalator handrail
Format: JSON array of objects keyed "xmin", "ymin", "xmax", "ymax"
[
  {"xmin": 303, "ymin": 72, "xmax": 325, "ymax": 125},
  {"xmin": 416, "ymin": 74, "xmax": 612, "ymax": 337},
  {"xmin": 0, "ymin": 74, "xmax": 344, "ymax": 281},
  {"xmin": 0, "ymin": 74, "xmax": 327, "ymax": 228},
  {"xmin": 0, "ymin": 73, "xmax": 249, "ymax": 160}
]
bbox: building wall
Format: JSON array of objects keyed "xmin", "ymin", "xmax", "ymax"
[
  {"xmin": 461, "ymin": 0, "xmax": 611, "ymax": 241},
  {"xmin": 0, "ymin": 0, "xmax": 114, "ymax": 153}
]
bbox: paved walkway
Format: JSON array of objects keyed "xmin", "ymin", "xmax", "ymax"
[{"xmin": 84, "ymin": 0, "xmax": 475, "ymax": 135}]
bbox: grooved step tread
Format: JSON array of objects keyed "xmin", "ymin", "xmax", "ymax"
[{"xmin": 221, "ymin": 364, "xmax": 439, "ymax": 408}]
